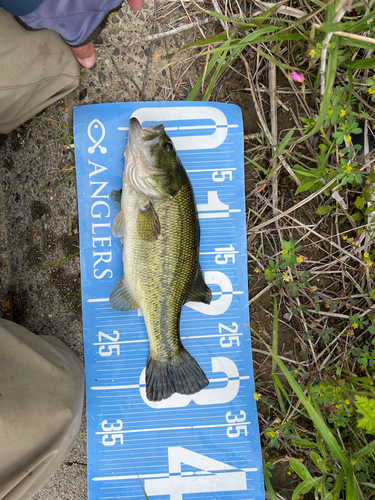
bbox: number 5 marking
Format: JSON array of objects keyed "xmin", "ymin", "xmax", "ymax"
[{"xmin": 139, "ymin": 357, "xmax": 240, "ymax": 408}]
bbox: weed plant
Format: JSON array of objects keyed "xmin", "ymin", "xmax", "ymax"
[{"xmin": 173, "ymin": 0, "xmax": 375, "ymax": 497}]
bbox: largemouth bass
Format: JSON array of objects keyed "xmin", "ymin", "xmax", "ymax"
[{"xmin": 110, "ymin": 117, "xmax": 212, "ymax": 402}]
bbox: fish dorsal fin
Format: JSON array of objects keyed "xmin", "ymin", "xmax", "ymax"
[
  {"xmin": 137, "ymin": 202, "xmax": 161, "ymax": 242},
  {"xmin": 109, "ymin": 278, "xmax": 139, "ymax": 311},
  {"xmin": 112, "ymin": 210, "xmax": 126, "ymax": 238},
  {"xmin": 185, "ymin": 265, "xmax": 212, "ymax": 304},
  {"xmin": 110, "ymin": 189, "xmax": 122, "ymax": 211}
]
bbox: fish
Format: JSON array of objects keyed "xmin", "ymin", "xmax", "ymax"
[{"xmin": 109, "ymin": 117, "xmax": 212, "ymax": 402}]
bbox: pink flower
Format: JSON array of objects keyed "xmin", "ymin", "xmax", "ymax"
[{"xmin": 291, "ymin": 71, "xmax": 304, "ymax": 84}]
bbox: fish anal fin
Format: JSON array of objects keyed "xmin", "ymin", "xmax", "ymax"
[
  {"xmin": 186, "ymin": 265, "xmax": 212, "ymax": 304},
  {"xmin": 112, "ymin": 210, "xmax": 126, "ymax": 238},
  {"xmin": 137, "ymin": 202, "xmax": 161, "ymax": 242},
  {"xmin": 110, "ymin": 189, "xmax": 122, "ymax": 211},
  {"xmin": 109, "ymin": 278, "xmax": 139, "ymax": 311},
  {"xmin": 146, "ymin": 348, "xmax": 209, "ymax": 402}
]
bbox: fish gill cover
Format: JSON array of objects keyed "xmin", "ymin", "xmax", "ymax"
[{"xmin": 74, "ymin": 102, "xmax": 264, "ymax": 500}]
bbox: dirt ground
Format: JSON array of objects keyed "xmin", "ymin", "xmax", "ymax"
[{"xmin": 0, "ymin": 2, "xmax": 315, "ymax": 499}]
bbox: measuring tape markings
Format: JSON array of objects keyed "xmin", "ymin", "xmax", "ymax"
[{"xmin": 76, "ymin": 103, "xmax": 263, "ymax": 499}]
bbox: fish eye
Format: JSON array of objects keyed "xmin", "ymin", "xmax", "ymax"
[{"xmin": 163, "ymin": 141, "xmax": 174, "ymax": 152}]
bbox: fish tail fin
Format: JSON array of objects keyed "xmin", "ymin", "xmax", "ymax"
[{"xmin": 146, "ymin": 348, "xmax": 209, "ymax": 402}]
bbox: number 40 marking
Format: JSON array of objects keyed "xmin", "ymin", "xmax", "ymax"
[{"xmin": 145, "ymin": 447, "xmax": 247, "ymax": 499}]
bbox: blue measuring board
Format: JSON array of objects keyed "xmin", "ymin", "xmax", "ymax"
[{"xmin": 74, "ymin": 102, "xmax": 264, "ymax": 500}]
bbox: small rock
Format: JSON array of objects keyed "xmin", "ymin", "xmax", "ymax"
[
  {"xmin": 112, "ymin": 47, "xmax": 120, "ymax": 56},
  {"xmin": 58, "ymin": 102, "xmax": 68, "ymax": 113},
  {"xmin": 79, "ymin": 89, "xmax": 87, "ymax": 101},
  {"xmin": 111, "ymin": 16, "xmax": 120, "ymax": 23},
  {"xmin": 98, "ymin": 72, "xmax": 107, "ymax": 84}
]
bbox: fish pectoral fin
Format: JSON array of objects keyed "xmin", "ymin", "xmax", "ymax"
[
  {"xmin": 110, "ymin": 189, "xmax": 122, "ymax": 211},
  {"xmin": 109, "ymin": 278, "xmax": 139, "ymax": 311},
  {"xmin": 136, "ymin": 202, "xmax": 161, "ymax": 242},
  {"xmin": 112, "ymin": 210, "xmax": 126, "ymax": 237},
  {"xmin": 185, "ymin": 264, "xmax": 212, "ymax": 304}
]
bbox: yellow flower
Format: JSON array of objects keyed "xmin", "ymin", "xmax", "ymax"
[
  {"xmin": 342, "ymin": 164, "xmax": 352, "ymax": 173},
  {"xmin": 364, "ymin": 252, "xmax": 369, "ymax": 258},
  {"xmin": 275, "ymin": 418, "xmax": 281, "ymax": 424},
  {"xmin": 345, "ymin": 399, "xmax": 350, "ymax": 405},
  {"xmin": 369, "ymin": 88, "xmax": 375, "ymax": 95},
  {"xmin": 344, "ymin": 135, "xmax": 352, "ymax": 142},
  {"xmin": 353, "ymin": 459, "xmax": 357, "ymax": 465},
  {"xmin": 340, "ymin": 108, "xmax": 346, "ymax": 116},
  {"xmin": 287, "ymin": 471, "xmax": 292, "ymax": 476},
  {"xmin": 254, "ymin": 392, "xmax": 261, "ymax": 401},
  {"xmin": 255, "ymin": 267, "xmax": 261, "ymax": 273},
  {"xmin": 296, "ymin": 256, "xmax": 303, "ymax": 263},
  {"xmin": 282, "ymin": 249, "xmax": 288, "ymax": 255},
  {"xmin": 342, "ymin": 235, "xmax": 348, "ymax": 240},
  {"xmin": 370, "ymin": 381, "xmax": 374, "ymax": 386},
  {"xmin": 270, "ymin": 430, "xmax": 276, "ymax": 437},
  {"xmin": 327, "ymin": 108, "xmax": 333, "ymax": 115},
  {"xmin": 309, "ymin": 49, "xmax": 317, "ymax": 57},
  {"xmin": 265, "ymin": 268, "xmax": 271, "ymax": 274},
  {"xmin": 282, "ymin": 273, "xmax": 290, "ymax": 282},
  {"xmin": 367, "ymin": 261, "xmax": 373, "ymax": 268},
  {"xmin": 352, "ymin": 322, "xmax": 359, "ymax": 329}
]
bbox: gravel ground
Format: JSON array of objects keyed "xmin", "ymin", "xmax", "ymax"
[{"xmin": 0, "ymin": 1, "xmax": 196, "ymax": 497}]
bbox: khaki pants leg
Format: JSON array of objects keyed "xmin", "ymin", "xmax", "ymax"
[
  {"xmin": 0, "ymin": 8, "xmax": 80, "ymax": 134},
  {"xmin": 0, "ymin": 319, "xmax": 85, "ymax": 500}
]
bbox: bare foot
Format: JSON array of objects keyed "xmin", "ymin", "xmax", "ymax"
[{"xmin": 71, "ymin": 42, "xmax": 95, "ymax": 68}]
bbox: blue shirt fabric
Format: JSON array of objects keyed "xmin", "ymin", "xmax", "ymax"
[
  {"xmin": 0, "ymin": 0, "xmax": 43, "ymax": 16},
  {"xmin": 2, "ymin": 0, "xmax": 123, "ymax": 46}
]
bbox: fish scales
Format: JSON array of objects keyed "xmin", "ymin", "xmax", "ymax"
[
  {"xmin": 125, "ymin": 181, "xmax": 197, "ymax": 361},
  {"xmin": 110, "ymin": 117, "xmax": 211, "ymax": 402}
]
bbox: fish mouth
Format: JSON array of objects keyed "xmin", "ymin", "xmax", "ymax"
[
  {"xmin": 124, "ymin": 118, "xmax": 166, "ymax": 198},
  {"xmin": 128, "ymin": 117, "xmax": 164, "ymax": 149},
  {"xmin": 127, "ymin": 118, "xmax": 165, "ymax": 162}
]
